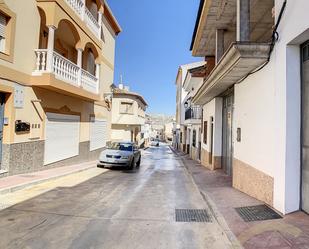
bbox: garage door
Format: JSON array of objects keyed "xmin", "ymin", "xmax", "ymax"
[
  {"xmin": 90, "ymin": 117, "xmax": 107, "ymax": 151},
  {"xmin": 45, "ymin": 113, "xmax": 80, "ymax": 165}
]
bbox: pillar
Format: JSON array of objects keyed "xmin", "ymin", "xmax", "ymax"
[
  {"xmin": 95, "ymin": 63, "xmax": 100, "ymax": 93},
  {"xmin": 46, "ymin": 25, "xmax": 56, "ymax": 72},
  {"xmin": 77, "ymin": 48, "xmax": 83, "ymax": 86},
  {"xmin": 81, "ymin": 0, "xmax": 86, "ymax": 20},
  {"xmin": 98, "ymin": 11, "xmax": 103, "ymax": 38},
  {"xmin": 216, "ymin": 29, "xmax": 225, "ymax": 64},
  {"xmin": 237, "ymin": 0, "xmax": 250, "ymax": 42}
]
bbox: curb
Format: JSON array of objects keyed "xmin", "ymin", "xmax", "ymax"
[
  {"xmin": 169, "ymin": 146, "xmax": 243, "ymax": 249},
  {"xmin": 0, "ymin": 163, "xmax": 99, "ymax": 195}
]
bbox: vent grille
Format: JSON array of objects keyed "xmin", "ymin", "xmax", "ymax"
[{"xmin": 235, "ymin": 205, "xmax": 282, "ymax": 222}]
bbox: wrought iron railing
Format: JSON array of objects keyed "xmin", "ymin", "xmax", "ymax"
[{"xmin": 185, "ymin": 106, "xmax": 202, "ymax": 120}]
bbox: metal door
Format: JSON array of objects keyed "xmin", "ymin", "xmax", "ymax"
[
  {"xmin": 0, "ymin": 94, "xmax": 5, "ymax": 168},
  {"xmin": 302, "ymin": 41, "xmax": 309, "ymax": 213},
  {"xmin": 222, "ymin": 92, "xmax": 234, "ymax": 176}
]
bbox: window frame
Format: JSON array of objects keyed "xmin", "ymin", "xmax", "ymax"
[
  {"xmin": 0, "ymin": 7, "xmax": 16, "ymax": 62},
  {"xmin": 192, "ymin": 129, "xmax": 196, "ymax": 147},
  {"xmin": 120, "ymin": 101, "xmax": 134, "ymax": 114}
]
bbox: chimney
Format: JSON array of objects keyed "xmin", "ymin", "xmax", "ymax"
[{"xmin": 119, "ymin": 84, "xmax": 124, "ymax": 90}]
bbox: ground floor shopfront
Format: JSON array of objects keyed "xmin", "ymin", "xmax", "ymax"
[{"xmin": 0, "ymin": 80, "xmax": 110, "ymax": 177}]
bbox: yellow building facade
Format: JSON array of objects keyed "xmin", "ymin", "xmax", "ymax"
[{"xmin": 0, "ymin": 0, "xmax": 121, "ymax": 176}]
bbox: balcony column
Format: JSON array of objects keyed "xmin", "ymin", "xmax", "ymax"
[
  {"xmin": 237, "ymin": 0, "xmax": 250, "ymax": 42},
  {"xmin": 77, "ymin": 48, "xmax": 83, "ymax": 87},
  {"xmin": 98, "ymin": 10, "xmax": 103, "ymax": 38},
  {"xmin": 216, "ymin": 29, "xmax": 225, "ymax": 64},
  {"xmin": 81, "ymin": 0, "xmax": 86, "ymax": 20},
  {"xmin": 95, "ymin": 63, "xmax": 100, "ymax": 93},
  {"xmin": 46, "ymin": 25, "xmax": 56, "ymax": 72}
]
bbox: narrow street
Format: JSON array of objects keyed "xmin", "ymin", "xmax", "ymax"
[{"xmin": 0, "ymin": 145, "xmax": 233, "ymax": 249}]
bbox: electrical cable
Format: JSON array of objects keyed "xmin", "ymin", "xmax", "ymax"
[{"xmin": 236, "ymin": 0, "xmax": 287, "ymax": 84}]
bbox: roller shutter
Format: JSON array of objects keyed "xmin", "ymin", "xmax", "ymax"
[{"xmin": 44, "ymin": 113, "xmax": 80, "ymax": 165}]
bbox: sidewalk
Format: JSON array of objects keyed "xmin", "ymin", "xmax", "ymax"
[
  {"xmin": 171, "ymin": 148, "xmax": 309, "ymax": 249},
  {"xmin": 0, "ymin": 161, "xmax": 98, "ymax": 195}
]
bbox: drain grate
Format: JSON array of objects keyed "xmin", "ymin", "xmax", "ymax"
[
  {"xmin": 175, "ymin": 209, "xmax": 212, "ymax": 222},
  {"xmin": 235, "ymin": 205, "xmax": 282, "ymax": 222}
]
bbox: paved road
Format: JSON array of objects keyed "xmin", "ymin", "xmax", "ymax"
[{"xmin": 0, "ymin": 145, "xmax": 232, "ymax": 249}]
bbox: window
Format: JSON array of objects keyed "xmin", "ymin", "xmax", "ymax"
[
  {"xmin": 192, "ymin": 130, "xmax": 196, "ymax": 147},
  {"xmin": 0, "ymin": 13, "xmax": 6, "ymax": 53},
  {"xmin": 0, "ymin": 5, "xmax": 16, "ymax": 62},
  {"xmin": 120, "ymin": 102, "xmax": 133, "ymax": 114},
  {"xmin": 203, "ymin": 121, "xmax": 208, "ymax": 144}
]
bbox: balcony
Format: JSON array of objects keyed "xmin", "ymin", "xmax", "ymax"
[
  {"xmin": 193, "ymin": 43, "xmax": 270, "ymax": 105},
  {"xmin": 185, "ymin": 106, "xmax": 202, "ymax": 121},
  {"xmin": 64, "ymin": 0, "xmax": 101, "ymax": 39},
  {"xmin": 33, "ymin": 49, "xmax": 99, "ymax": 97}
]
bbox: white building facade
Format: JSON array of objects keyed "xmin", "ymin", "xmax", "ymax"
[
  {"xmin": 175, "ymin": 62, "xmax": 205, "ymax": 154},
  {"xmin": 111, "ymin": 85, "xmax": 147, "ymax": 147},
  {"xmin": 190, "ymin": 0, "xmax": 309, "ymax": 215}
]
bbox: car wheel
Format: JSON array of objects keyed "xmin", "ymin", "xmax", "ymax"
[
  {"xmin": 128, "ymin": 160, "xmax": 134, "ymax": 170},
  {"xmin": 136, "ymin": 158, "xmax": 141, "ymax": 167}
]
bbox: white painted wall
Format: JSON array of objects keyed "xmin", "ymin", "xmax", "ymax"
[
  {"xmin": 111, "ymin": 95, "xmax": 146, "ymax": 125},
  {"xmin": 232, "ymin": 0, "xmax": 309, "ymax": 214}
]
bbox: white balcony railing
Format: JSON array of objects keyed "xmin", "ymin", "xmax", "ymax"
[
  {"xmin": 53, "ymin": 51, "xmax": 80, "ymax": 85},
  {"xmin": 34, "ymin": 49, "xmax": 99, "ymax": 94},
  {"xmin": 65, "ymin": 0, "xmax": 84, "ymax": 16},
  {"xmin": 64, "ymin": 0, "xmax": 101, "ymax": 39},
  {"xmin": 81, "ymin": 69, "xmax": 99, "ymax": 94},
  {"xmin": 85, "ymin": 8, "xmax": 101, "ymax": 38}
]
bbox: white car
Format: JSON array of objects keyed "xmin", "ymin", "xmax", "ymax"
[
  {"xmin": 151, "ymin": 140, "xmax": 159, "ymax": 146},
  {"xmin": 97, "ymin": 142, "xmax": 141, "ymax": 170}
]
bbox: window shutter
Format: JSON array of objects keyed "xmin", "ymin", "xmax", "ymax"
[{"xmin": 0, "ymin": 14, "xmax": 6, "ymax": 38}]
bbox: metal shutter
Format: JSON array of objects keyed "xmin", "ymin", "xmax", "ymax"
[
  {"xmin": 0, "ymin": 14, "xmax": 6, "ymax": 38},
  {"xmin": 44, "ymin": 113, "xmax": 80, "ymax": 165},
  {"xmin": 90, "ymin": 117, "xmax": 107, "ymax": 151}
]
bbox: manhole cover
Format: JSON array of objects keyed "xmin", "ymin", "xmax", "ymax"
[
  {"xmin": 235, "ymin": 205, "xmax": 282, "ymax": 222},
  {"xmin": 175, "ymin": 209, "xmax": 212, "ymax": 222}
]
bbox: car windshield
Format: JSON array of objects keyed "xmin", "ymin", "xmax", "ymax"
[{"xmin": 109, "ymin": 143, "xmax": 133, "ymax": 151}]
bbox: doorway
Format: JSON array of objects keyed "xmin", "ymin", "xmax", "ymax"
[
  {"xmin": 0, "ymin": 93, "xmax": 5, "ymax": 169},
  {"xmin": 209, "ymin": 117, "xmax": 214, "ymax": 165},
  {"xmin": 301, "ymin": 41, "xmax": 309, "ymax": 213},
  {"xmin": 222, "ymin": 91, "xmax": 234, "ymax": 176}
]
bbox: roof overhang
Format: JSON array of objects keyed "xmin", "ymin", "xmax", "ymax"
[
  {"xmin": 104, "ymin": 1, "xmax": 122, "ymax": 35},
  {"xmin": 113, "ymin": 91, "xmax": 148, "ymax": 107},
  {"xmin": 183, "ymin": 68, "xmax": 205, "ymax": 92},
  {"xmin": 192, "ymin": 42, "xmax": 271, "ymax": 105}
]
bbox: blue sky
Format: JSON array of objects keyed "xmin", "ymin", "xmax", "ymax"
[{"xmin": 108, "ymin": 0, "xmax": 201, "ymax": 115}]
